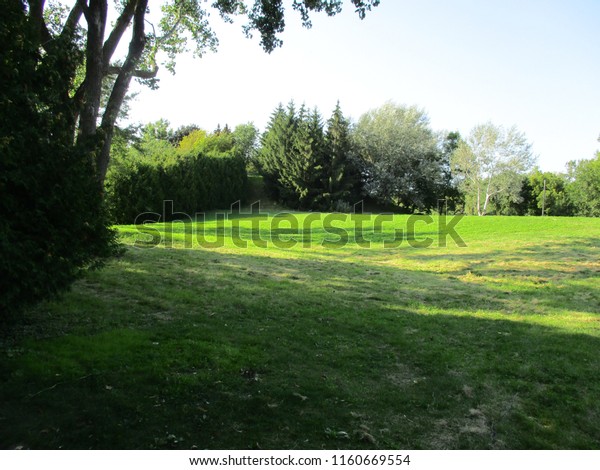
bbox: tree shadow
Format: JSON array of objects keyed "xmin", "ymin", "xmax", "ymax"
[{"xmin": 2, "ymin": 245, "xmax": 600, "ymax": 449}]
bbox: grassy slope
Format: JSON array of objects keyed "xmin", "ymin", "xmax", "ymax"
[{"xmin": 1, "ymin": 215, "xmax": 599, "ymax": 449}]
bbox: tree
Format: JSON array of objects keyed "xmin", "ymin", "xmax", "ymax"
[
  {"xmin": 520, "ymin": 170, "xmax": 573, "ymax": 216},
  {"xmin": 352, "ymin": 102, "xmax": 445, "ymax": 212},
  {"xmin": 257, "ymin": 103, "xmax": 325, "ymax": 209},
  {"xmin": 232, "ymin": 123, "xmax": 260, "ymax": 169},
  {"xmin": 322, "ymin": 102, "xmax": 357, "ymax": 210},
  {"xmin": 256, "ymin": 102, "xmax": 298, "ymax": 202},
  {"xmin": 451, "ymin": 123, "xmax": 535, "ymax": 216},
  {"xmin": 567, "ymin": 151, "xmax": 600, "ymax": 217},
  {"xmin": 22, "ymin": 0, "xmax": 382, "ymax": 187},
  {"xmin": 1, "ymin": 0, "xmax": 117, "ymax": 319},
  {"xmin": 286, "ymin": 106, "xmax": 326, "ymax": 209}
]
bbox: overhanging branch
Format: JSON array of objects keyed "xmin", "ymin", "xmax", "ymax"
[
  {"xmin": 102, "ymin": 0, "xmax": 137, "ymax": 68},
  {"xmin": 60, "ymin": 1, "xmax": 84, "ymax": 38}
]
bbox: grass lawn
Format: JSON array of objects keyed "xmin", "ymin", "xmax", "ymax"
[{"xmin": 1, "ymin": 213, "xmax": 600, "ymax": 449}]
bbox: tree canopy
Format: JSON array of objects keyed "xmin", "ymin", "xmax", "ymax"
[
  {"xmin": 352, "ymin": 102, "xmax": 447, "ymax": 212},
  {"xmin": 451, "ymin": 123, "xmax": 536, "ymax": 216},
  {"xmin": 21, "ymin": 0, "xmax": 382, "ymax": 186}
]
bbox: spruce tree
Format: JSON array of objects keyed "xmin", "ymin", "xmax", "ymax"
[
  {"xmin": 323, "ymin": 102, "xmax": 356, "ymax": 210},
  {"xmin": 256, "ymin": 102, "xmax": 298, "ymax": 201},
  {"xmin": 281, "ymin": 106, "xmax": 326, "ymax": 209}
]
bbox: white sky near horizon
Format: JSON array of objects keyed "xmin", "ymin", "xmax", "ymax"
[{"xmin": 125, "ymin": 0, "xmax": 600, "ymax": 172}]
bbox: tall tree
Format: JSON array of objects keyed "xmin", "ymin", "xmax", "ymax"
[
  {"xmin": 353, "ymin": 102, "xmax": 444, "ymax": 212},
  {"xmin": 232, "ymin": 122, "xmax": 260, "ymax": 168},
  {"xmin": 323, "ymin": 102, "xmax": 356, "ymax": 209},
  {"xmin": 22, "ymin": 0, "xmax": 382, "ymax": 187},
  {"xmin": 257, "ymin": 102, "xmax": 298, "ymax": 202},
  {"xmin": 451, "ymin": 123, "xmax": 535, "ymax": 216},
  {"xmin": 285, "ymin": 106, "xmax": 326, "ymax": 209}
]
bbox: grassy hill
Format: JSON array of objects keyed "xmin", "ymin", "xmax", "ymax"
[{"xmin": 1, "ymin": 214, "xmax": 599, "ymax": 449}]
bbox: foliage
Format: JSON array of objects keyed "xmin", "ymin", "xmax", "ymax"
[
  {"xmin": 257, "ymin": 102, "xmax": 357, "ymax": 210},
  {"xmin": 451, "ymin": 123, "xmax": 536, "ymax": 216},
  {"xmin": 232, "ymin": 123, "xmax": 260, "ymax": 169},
  {"xmin": 106, "ymin": 144, "xmax": 247, "ymax": 224},
  {"xmin": 25, "ymin": 0, "xmax": 382, "ymax": 186},
  {"xmin": 0, "ymin": 0, "xmax": 117, "ymax": 319},
  {"xmin": 256, "ymin": 103, "xmax": 298, "ymax": 203},
  {"xmin": 517, "ymin": 170, "xmax": 573, "ymax": 216},
  {"xmin": 352, "ymin": 102, "xmax": 446, "ymax": 212},
  {"xmin": 567, "ymin": 152, "xmax": 600, "ymax": 217},
  {"xmin": 322, "ymin": 102, "xmax": 359, "ymax": 210}
]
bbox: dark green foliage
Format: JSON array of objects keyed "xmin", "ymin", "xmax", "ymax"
[
  {"xmin": 322, "ymin": 102, "xmax": 359, "ymax": 210},
  {"xmin": 107, "ymin": 153, "xmax": 247, "ymax": 224},
  {"xmin": 0, "ymin": 0, "xmax": 117, "ymax": 319},
  {"xmin": 256, "ymin": 103, "xmax": 299, "ymax": 204},
  {"xmin": 519, "ymin": 171, "xmax": 573, "ymax": 216},
  {"xmin": 439, "ymin": 132, "xmax": 463, "ymax": 213},
  {"xmin": 257, "ymin": 102, "xmax": 358, "ymax": 210}
]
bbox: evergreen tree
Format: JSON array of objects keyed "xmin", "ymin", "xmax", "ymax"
[
  {"xmin": 323, "ymin": 102, "xmax": 356, "ymax": 210},
  {"xmin": 283, "ymin": 106, "xmax": 326, "ymax": 209},
  {"xmin": 256, "ymin": 102, "xmax": 298, "ymax": 201}
]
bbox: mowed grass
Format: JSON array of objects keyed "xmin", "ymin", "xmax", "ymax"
[{"xmin": 1, "ymin": 214, "xmax": 600, "ymax": 449}]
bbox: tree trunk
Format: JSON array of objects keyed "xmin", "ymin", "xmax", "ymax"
[
  {"xmin": 78, "ymin": 0, "xmax": 107, "ymax": 140},
  {"xmin": 96, "ymin": 0, "xmax": 148, "ymax": 185}
]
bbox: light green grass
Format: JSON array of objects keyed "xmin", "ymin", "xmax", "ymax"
[{"xmin": 1, "ymin": 214, "xmax": 599, "ymax": 449}]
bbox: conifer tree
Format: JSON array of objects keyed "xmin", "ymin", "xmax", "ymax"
[
  {"xmin": 256, "ymin": 102, "xmax": 298, "ymax": 201},
  {"xmin": 282, "ymin": 106, "xmax": 326, "ymax": 209},
  {"xmin": 323, "ymin": 102, "xmax": 356, "ymax": 209}
]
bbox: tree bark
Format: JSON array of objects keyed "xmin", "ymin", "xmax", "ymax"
[
  {"xmin": 96, "ymin": 0, "xmax": 148, "ymax": 185},
  {"xmin": 78, "ymin": 0, "xmax": 107, "ymax": 140}
]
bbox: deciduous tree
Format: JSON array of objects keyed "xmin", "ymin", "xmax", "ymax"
[
  {"xmin": 353, "ymin": 102, "xmax": 445, "ymax": 212},
  {"xmin": 22, "ymin": 0, "xmax": 382, "ymax": 186},
  {"xmin": 451, "ymin": 123, "xmax": 535, "ymax": 216}
]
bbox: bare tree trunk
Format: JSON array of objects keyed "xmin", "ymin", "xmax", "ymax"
[{"xmin": 78, "ymin": 0, "xmax": 108, "ymax": 140}]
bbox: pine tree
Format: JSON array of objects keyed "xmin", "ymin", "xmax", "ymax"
[
  {"xmin": 323, "ymin": 102, "xmax": 356, "ymax": 210},
  {"xmin": 256, "ymin": 102, "xmax": 298, "ymax": 201},
  {"xmin": 284, "ymin": 106, "xmax": 326, "ymax": 209}
]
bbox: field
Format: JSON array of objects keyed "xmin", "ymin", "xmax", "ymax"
[{"xmin": 1, "ymin": 213, "xmax": 600, "ymax": 449}]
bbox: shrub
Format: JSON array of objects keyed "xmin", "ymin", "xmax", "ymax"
[
  {"xmin": 106, "ymin": 153, "xmax": 247, "ymax": 224},
  {"xmin": 0, "ymin": 0, "xmax": 117, "ymax": 319}
]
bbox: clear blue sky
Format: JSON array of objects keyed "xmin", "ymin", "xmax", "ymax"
[{"xmin": 127, "ymin": 0, "xmax": 600, "ymax": 172}]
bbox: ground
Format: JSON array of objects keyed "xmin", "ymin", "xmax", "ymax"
[{"xmin": 1, "ymin": 214, "xmax": 599, "ymax": 449}]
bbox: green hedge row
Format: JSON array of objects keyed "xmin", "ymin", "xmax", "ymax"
[{"xmin": 106, "ymin": 153, "xmax": 248, "ymax": 224}]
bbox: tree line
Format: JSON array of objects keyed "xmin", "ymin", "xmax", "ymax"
[
  {"xmin": 254, "ymin": 101, "xmax": 600, "ymax": 217},
  {"xmin": 106, "ymin": 100, "xmax": 600, "ymax": 220}
]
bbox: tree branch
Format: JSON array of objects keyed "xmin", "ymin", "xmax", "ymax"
[
  {"xmin": 60, "ymin": 1, "xmax": 84, "ymax": 38},
  {"xmin": 96, "ymin": 0, "xmax": 149, "ymax": 184},
  {"xmin": 106, "ymin": 64, "xmax": 158, "ymax": 79},
  {"xmin": 102, "ymin": 0, "xmax": 137, "ymax": 70},
  {"xmin": 28, "ymin": 0, "xmax": 52, "ymax": 48},
  {"xmin": 78, "ymin": 0, "xmax": 91, "ymax": 22}
]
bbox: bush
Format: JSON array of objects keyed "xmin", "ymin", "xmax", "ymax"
[
  {"xmin": 106, "ymin": 153, "xmax": 248, "ymax": 224},
  {"xmin": 0, "ymin": 0, "xmax": 117, "ymax": 320}
]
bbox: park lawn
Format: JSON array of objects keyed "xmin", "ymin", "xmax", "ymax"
[{"xmin": 1, "ymin": 214, "xmax": 600, "ymax": 449}]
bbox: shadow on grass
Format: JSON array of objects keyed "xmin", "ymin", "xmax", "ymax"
[{"xmin": 1, "ymin": 244, "xmax": 600, "ymax": 449}]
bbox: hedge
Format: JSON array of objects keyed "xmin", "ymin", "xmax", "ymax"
[{"xmin": 106, "ymin": 153, "xmax": 248, "ymax": 224}]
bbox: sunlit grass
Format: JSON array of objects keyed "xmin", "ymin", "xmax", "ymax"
[{"xmin": 1, "ymin": 215, "xmax": 599, "ymax": 449}]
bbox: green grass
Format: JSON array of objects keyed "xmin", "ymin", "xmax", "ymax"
[{"xmin": 1, "ymin": 214, "xmax": 600, "ymax": 449}]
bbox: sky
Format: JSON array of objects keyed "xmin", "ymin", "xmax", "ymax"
[{"xmin": 126, "ymin": 0, "xmax": 600, "ymax": 172}]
